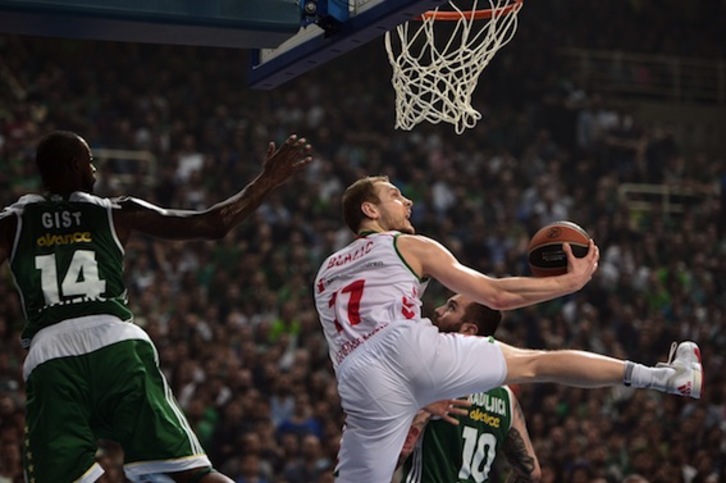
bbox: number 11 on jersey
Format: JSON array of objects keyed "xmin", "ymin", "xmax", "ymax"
[{"xmin": 328, "ymin": 279, "xmax": 365, "ymax": 333}]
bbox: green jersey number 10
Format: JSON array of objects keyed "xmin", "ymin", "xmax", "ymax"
[{"xmin": 459, "ymin": 426, "xmax": 497, "ymax": 482}]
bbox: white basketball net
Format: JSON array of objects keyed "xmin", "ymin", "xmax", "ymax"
[{"xmin": 385, "ymin": 0, "xmax": 522, "ymax": 134}]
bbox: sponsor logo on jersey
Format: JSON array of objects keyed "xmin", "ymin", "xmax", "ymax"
[
  {"xmin": 468, "ymin": 408, "xmax": 501, "ymax": 428},
  {"xmin": 36, "ymin": 232, "xmax": 92, "ymax": 247}
]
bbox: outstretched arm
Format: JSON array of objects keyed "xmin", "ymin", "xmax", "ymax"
[
  {"xmin": 395, "ymin": 235, "xmax": 599, "ymax": 310},
  {"xmin": 502, "ymin": 395, "xmax": 541, "ymax": 482},
  {"xmin": 113, "ymin": 134, "xmax": 312, "ymax": 244}
]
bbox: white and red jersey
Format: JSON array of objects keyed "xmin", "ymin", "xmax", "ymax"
[{"xmin": 314, "ymin": 231, "xmax": 429, "ymax": 371}]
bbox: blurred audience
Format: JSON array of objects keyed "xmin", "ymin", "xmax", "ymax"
[{"xmin": 0, "ymin": 2, "xmax": 724, "ymax": 481}]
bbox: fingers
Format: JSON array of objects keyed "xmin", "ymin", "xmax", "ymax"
[
  {"xmin": 283, "ymin": 134, "xmax": 308, "ymax": 150},
  {"xmin": 589, "ymin": 239, "xmax": 600, "ymax": 261},
  {"xmin": 280, "ymin": 134, "xmax": 313, "ymax": 164},
  {"xmin": 426, "ymin": 399, "xmax": 471, "ymax": 426},
  {"xmin": 440, "ymin": 414, "xmax": 461, "ymax": 425},
  {"xmin": 562, "ymin": 241, "xmax": 573, "ymax": 257},
  {"xmin": 447, "ymin": 398, "xmax": 472, "ymax": 409},
  {"xmin": 439, "ymin": 405, "xmax": 467, "ymax": 426},
  {"xmin": 294, "ymin": 156, "xmax": 314, "ymax": 170},
  {"xmin": 565, "ymin": 239, "xmax": 599, "ymax": 282},
  {"xmin": 446, "ymin": 400, "xmax": 471, "ymax": 418},
  {"xmin": 446, "ymin": 407, "xmax": 469, "ymax": 417}
]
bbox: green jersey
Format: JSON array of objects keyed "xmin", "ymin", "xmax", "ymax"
[
  {"xmin": 402, "ymin": 386, "xmax": 515, "ymax": 483},
  {"xmin": 3, "ymin": 193, "xmax": 132, "ymax": 347}
]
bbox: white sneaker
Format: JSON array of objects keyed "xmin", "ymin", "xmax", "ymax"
[{"xmin": 656, "ymin": 341, "xmax": 703, "ymax": 399}]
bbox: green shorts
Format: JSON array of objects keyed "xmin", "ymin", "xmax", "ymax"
[{"xmin": 24, "ymin": 336, "xmax": 208, "ymax": 482}]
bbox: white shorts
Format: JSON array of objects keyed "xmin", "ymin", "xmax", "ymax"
[{"xmin": 334, "ymin": 318, "xmax": 507, "ymax": 483}]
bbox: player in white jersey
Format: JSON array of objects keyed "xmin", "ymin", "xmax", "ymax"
[{"xmin": 313, "ymin": 176, "xmax": 703, "ymax": 483}]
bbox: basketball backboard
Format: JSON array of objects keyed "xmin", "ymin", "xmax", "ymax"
[
  {"xmin": 248, "ymin": 0, "xmax": 449, "ymax": 90},
  {"xmin": 0, "ymin": 0, "xmax": 448, "ymax": 90},
  {"xmin": 0, "ymin": 0, "xmax": 301, "ymax": 49}
]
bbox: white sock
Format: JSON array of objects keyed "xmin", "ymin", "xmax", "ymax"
[{"xmin": 623, "ymin": 361, "xmax": 676, "ymax": 391}]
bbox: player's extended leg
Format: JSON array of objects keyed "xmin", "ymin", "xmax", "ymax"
[
  {"xmin": 499, "ymin": 341, "xmax": 703, "ymax": 399},
  {"xmin": 499, "ymin": 343, "xmax": 625, "ymax": 387}
]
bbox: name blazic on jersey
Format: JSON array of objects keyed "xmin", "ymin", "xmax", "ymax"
[{"xmin": 326, "ymin": 240, "xmax": 374, "ymax": 268}]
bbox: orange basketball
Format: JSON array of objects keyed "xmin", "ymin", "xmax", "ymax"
[{"xmin": 527, "ymin": 221, "xmax": 590, "ymax": 277}]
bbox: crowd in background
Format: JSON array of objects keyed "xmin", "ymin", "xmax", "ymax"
[{"xmin": 0, "ymin": 1, "xmax": 724, "ymax": 482}]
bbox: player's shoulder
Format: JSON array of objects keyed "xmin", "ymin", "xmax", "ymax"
[
  {"xmin": 394, "ymin": 232, "xmax": 441, "ymax": 252},
  {"xmin": 1, "ymin": 194, "xmax": 45, "ymax": 217},
  {"xmin": 111, "ymin": 196, "xmax": 162, "ymax": 212},
  {"xmin": 69, "ymin": 192, "xmax": 121, "ymax": 209}
]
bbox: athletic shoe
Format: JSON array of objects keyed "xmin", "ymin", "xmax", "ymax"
[{"xmin": 656, "ymin": 341, "xmax": 703, "ymax": 399}]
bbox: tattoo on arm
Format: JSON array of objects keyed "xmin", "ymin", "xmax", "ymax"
[
  {"xmin": 503, "ymin": 427, "xmax": 536, "ymax": 482},
  {"xmin": 502, "ymin": 398, "xmax": 536, "ymax": 482}
]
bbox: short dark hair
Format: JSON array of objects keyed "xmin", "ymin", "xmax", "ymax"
[
  {"xmin": 35, "ymin": 131, "xmax": 86, "ymax": 188},
  {"xmin": 464, "ymin": 303, "xmax": 502, "ymax": 337},
  {"xmin": 341, "ymin": 176, "xmax": 388, "ymax": 233}
]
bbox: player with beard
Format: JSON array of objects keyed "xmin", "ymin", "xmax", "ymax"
[{"xmin": 399, "ymin": 294, "xmax": 539, "ymax": 483}]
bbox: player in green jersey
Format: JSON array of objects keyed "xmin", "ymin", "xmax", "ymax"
[
  {"xmin": 399, "ymin": 294, "xmax": 540, "ymax": 483},
  {"xmin": 0, "ymin": 130, "xmax": 312, "ymax": 483}
]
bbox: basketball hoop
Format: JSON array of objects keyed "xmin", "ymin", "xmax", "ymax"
[{"xmin": 385, "ymin": 0, "xmax": 523, "ymax": 134}]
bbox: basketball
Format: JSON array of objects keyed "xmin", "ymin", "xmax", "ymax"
[{"xmin": 528, "ymin": 221, "xmax": 591, "ymax": 277}]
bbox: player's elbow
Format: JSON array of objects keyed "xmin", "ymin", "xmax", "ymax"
[
  {"xmin": 528, "ymin": 456, "xmax": 542, "ymax": 482},
  {"xmin": 483, "ymin": 291, "xmax": 512, "ymax": 311},
  {"xmin": 193, "ymin": 219, "xmax": 227, "ymax": 240},
  {"xmin": 202, "ymin": 212, "xmax": 232, "ymax": 240},
  {"xmin": 207, "ymin": 223, "xmax": 230, "ymax": 240},
  {"xmin": 530, "ymin": 466, "xmax": 542, "ymax": 482}
]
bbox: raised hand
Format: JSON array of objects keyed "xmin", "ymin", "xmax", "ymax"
[{"xmin": 261, "ymin": 134, "xmax": 313, "ymax": 187}]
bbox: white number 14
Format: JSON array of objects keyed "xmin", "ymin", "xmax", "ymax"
[{"xmin": 35, "ymin": 250, "xmax": 106, "ymax": 305}]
